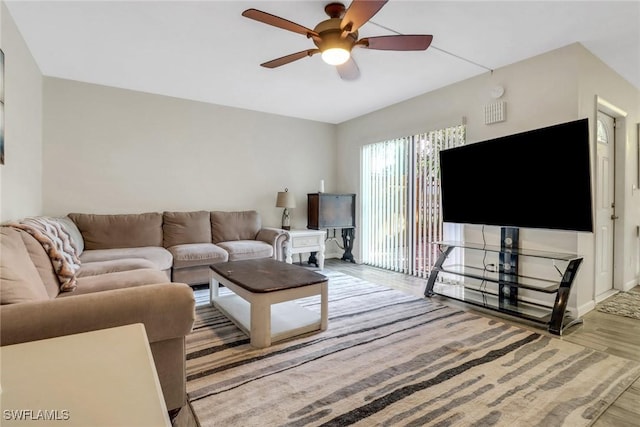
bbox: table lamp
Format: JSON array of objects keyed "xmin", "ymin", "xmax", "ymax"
[{"xmin": 276, "ymin": 188, "xmax": 296, "ymax": 230}]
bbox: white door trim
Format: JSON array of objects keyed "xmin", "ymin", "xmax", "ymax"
[
  {"xmin": 595, "ymin": 95, "xmax": 628, "ymax": 298},
  {"xmin": 597, "ymin": 96, "xmax": 628, "ymax": 118},
  {"xmin": 594, "ymin": 110, "xmax": 615, "ymax": 298}
]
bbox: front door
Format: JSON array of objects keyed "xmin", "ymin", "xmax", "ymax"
[{"xmin": 594, "ymin": 111, "xmax": 615, "ymax": 299}]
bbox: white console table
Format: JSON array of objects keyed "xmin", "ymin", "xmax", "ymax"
[
  {"xmin": 0, "ymin": 324, "xmax": 171, "ymax": 427},
  {"xmin": 284, "ymin": 229, "xmax": 326, "ymax": 270}
]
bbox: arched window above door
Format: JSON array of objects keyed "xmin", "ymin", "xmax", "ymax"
[{"xmin": 597, "ymin": 118, "xmax": 609, "ymax": 144}]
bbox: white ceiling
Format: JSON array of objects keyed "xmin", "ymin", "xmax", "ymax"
[{"xmin": 5, "ymin": 1, "xmax": 640, "ymax": 124}]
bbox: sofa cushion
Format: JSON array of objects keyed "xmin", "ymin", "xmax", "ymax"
[
  {"xmin": 163, "ymin": 211, "xmax": 211, "ymax": 248},
  {"xmin": 216, "ymin": 240, "xmax": 273, "ymax": 261},
  {"xmin": 78, "ymin": 259, "xmax": 159, "ymax": 277},
  {"xmin": 172, "ymin": 266, "xmax": 211, "ymax": 286},
  {"xmin": 168, "ymin": 243, "xmax": 228, "ymax": 269},
  {"xmin": 79, "ymin": 247, "xmax": 173, "ymax": 271},
  {"xmin": 64, "ymin": 269, "xmax": 171, "ymax": 296},
  {"xmin": 0, "ymin": 227, "xmax": 50, "ymax": 304},
  {"xmin": 18, "ymin": 230, "xmax": 62, "ymax": 299},
  {"xmin": 68, "ymin": 212, "xmax": 163, "ymax": 250},
  {"xmin": 55, "ymin": 216, "xmax": 85, "ymax": 255},
  {"xmin": 211, "ymin": 210, "xmax": 261, "ymax": 243}
]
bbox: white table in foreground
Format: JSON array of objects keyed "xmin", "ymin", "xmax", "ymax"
[
  {"xmin": 0, "ymin": 323, "xmax": 171, "ymax": 427},
  {"xmin": 210, "ymin": 258, "xmax": 328, "ymax": 348},
  {"xmin": 284, "ymin": 229, "xmax": 326, "ymax": 269}
]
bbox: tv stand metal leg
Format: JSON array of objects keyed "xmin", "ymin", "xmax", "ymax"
[
  {"xmin": 548, "ymin": 258, "xmax": 583, "ymax": 335},
  {"xmin": 425, "ymin": 245, "xmax": 454, "ymax": 297}
]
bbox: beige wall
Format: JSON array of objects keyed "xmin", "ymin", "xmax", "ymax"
[
  {"xmin": 576, "ymin": 46, "xmax": 640, "ymax": 295},
  {"xmin": 0, "ymin": 2, "xmax": 43, "ymax": 221},
  {"xmin": 42, "ymin": 78, "xmax": 335, "ymax": 229},
  {"xmin": 336, "ymin": 43, "xmax": 583, "ymax": 254},
  {"xmin": 336, "ymin": 43, "xmax": 640, "ymax": 314}
]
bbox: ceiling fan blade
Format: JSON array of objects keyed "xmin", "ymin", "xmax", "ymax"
[
  {"xmin": 341, "ymin": 0, "xmax": 387, "ymax": 33},
  {"xmin": 361, "ymin": 35, "xmax": 433, "ymax": 51},
  {"xmin": 242, "ymin": 9, "xmax": 319, "ymax": 39},
  {"xmin": 260, "ymin": 49, "xmax": 320, "ymax": 68},
  {"xmin": 336, "ymin": 57, "xmax": 360, "ymax": 81}
]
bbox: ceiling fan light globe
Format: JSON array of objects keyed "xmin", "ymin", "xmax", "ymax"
[{"xmin": 322, "ymin": 48, "xmax": 350, "ymax": 65}]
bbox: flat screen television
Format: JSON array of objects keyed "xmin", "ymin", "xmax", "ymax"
[{"xmin": 439, "ymin": 118, "xmax": 593, "ymax": 232}]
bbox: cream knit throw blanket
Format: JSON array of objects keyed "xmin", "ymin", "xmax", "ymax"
[{"xmin": 10, "ymin": 217, "xmax": 81, "ymax": 292}]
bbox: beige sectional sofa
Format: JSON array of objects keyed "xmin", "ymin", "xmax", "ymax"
[
  {"xmin": 1, "ymin": 209, "xmax": 285, "ymax": 413},
  {"xmin": 68, "ymin": 210, "xmax": 287, "ymax": 285},
  {"xmin": 0, "ymin": 225, "xmax": 195, "ymax": 412}
]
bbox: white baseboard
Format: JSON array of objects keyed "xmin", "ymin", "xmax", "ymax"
[
  {"xmin": 623, "ymin": 279, "xmax": 638, "ymax": 292},
  {"xmin": 595, "ymin": 289, "xmax": 619, "ymax": 304},
  {"xmin": 575, "ymin": 300, "xmax": 596, "ymax": 318},
  {"xmin": 324, "ymin": 251, "xmax": 343, "ymax": 260}
]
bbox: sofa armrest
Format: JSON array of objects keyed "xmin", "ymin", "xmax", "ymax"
[
  {"xmin": 256, "ymin": 227, "xmax": 288, "ymax": 261},
  {"xmin": 0, "ymin": 283, "xmax": 195, "ymax": 346}
]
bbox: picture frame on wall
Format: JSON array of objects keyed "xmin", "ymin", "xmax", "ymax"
[{"xmin": 1, "ymin": 48, "xmax": 4, "ymax": 165}]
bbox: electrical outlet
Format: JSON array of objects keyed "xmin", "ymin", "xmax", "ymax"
[{"xmin": 485, "ymin": 263, "xmax": 499, "ymax": 273}]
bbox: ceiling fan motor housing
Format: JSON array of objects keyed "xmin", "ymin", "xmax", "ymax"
[
  {"xmin": 324, "ymin": 2, "xmax": 346, "ymax": 18},
  {"xmin": 313, "ymin": 18, "xmax": 358, "ymax": 53}
]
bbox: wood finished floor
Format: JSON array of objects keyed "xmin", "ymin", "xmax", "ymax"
[{"xmin": 175, "ymin": 259, "xmax": 640, "ymax": 427}]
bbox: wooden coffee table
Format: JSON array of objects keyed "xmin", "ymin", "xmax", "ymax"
[{"xmin": 209, "ymin": 258, "xmax": 328, "ymax": 348}]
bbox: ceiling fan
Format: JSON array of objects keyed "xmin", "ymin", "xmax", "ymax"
[{"xmin": 242, "ymin": 0, "xmax": 433, "ymax": 80}]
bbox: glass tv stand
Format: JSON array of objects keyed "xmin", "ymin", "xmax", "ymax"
[{"xmin": 424, "ymin": 234, "xmax": 583, "ymax": 336}]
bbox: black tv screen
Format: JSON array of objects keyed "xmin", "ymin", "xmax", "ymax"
[{"xmin": 439, "ymin": 118, "xmax": 593, "ymax": 232}]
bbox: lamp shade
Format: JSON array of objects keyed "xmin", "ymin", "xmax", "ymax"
[{"xmin": 276, "ymin": 191, "xmax": 296, "ymax": 209}]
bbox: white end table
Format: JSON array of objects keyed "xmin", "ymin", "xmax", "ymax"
[
  {"xmin": 0, "ymin": 324, "xmax": 171, "ymax": 427},
  {"xmin": 284, "ymin": 229, "xmax": 326, "ymax": 270}
]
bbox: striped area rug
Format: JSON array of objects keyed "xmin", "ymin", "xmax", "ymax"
[{"xmin": 186, "ymin": 271, "xmax": 640, "ymax": 426}]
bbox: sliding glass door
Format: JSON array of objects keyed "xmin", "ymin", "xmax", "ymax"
[{"xmin": 361, "ymin": 125, "xmax": 465, "ymax": 277}]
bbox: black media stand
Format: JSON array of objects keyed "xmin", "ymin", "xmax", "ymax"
[{"xmin": 424, "ymin": 227, "xmax": 583, "ymax": 335}]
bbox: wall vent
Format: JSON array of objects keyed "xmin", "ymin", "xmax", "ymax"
[{"xmin": 484, "ymin": 101, "xmax": 506, "ymax": 124}]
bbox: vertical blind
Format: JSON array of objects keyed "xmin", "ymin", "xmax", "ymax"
[{"xmin": 361, "ymin": 125, "xmax": 466, "ymax": 277}]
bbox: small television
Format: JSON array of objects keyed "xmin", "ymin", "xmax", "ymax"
[
  {"xmin": 439, "ymin": 118, "xmax": 593, "ymax": 232},
  {"xmin": 307, "ymin": 193, "xmax": 356, "ymax": 229}
]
